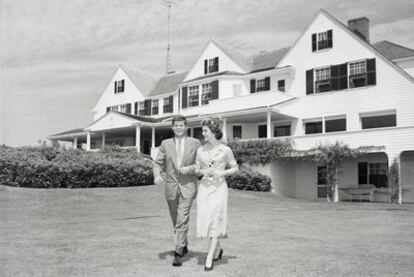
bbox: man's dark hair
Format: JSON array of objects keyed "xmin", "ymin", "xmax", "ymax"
[{"xmin": 172, "ymin": 115, "xmax": 187, "ymax": 126}]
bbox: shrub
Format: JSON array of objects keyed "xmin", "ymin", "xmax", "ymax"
[
  {"xmin": 226, "ymin": 168, "xmax": 271, "ymax": 191},
  {"xmin": 0, "ymin": 145, "xmax": 153, "ymax": 188}
]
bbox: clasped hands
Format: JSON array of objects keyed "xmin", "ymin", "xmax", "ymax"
[{"xmin": 179, "ymin": 167, "xmax": 225, "ymax": 179}]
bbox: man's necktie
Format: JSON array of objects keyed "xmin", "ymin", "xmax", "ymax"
[{"xmin": 177, "ymin": 139, "xmax": 183, "ymax": 167}]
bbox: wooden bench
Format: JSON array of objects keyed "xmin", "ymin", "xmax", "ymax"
[{"xmin": 339, "ymin": 184, "xmax": 375, "ymax": 202}]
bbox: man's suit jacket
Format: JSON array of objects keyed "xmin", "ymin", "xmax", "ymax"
[{"xmin": 153, "ymin": 137, "xmax": 201, "ymax": 200}]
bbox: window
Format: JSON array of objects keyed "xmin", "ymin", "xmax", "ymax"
[
  {"xmin": 110, "ymin": 105, "xmax": 119, "ymax": 112},
  {"xmin": 317, "ymin": 166, "xmax": 328, "ymax": 198},
  {"xmin": 278, "ymin": 80, "xmax": 285, "ymax": 92},
  {"xmin": 361, "ymin": 113, "xmax": 396, "ymax": 129},
  {"xmin": 193, "ymin": 127, "xmax": 203, "ymax": 140},
  {"xmin": 325, "ymin": 118, "xmax": 346, "ymax": 132},
  {"xmin": 114, "ymin": 80, "xmax": 125, "ymax": 93},
  {"xmin": 163, "ymin": 96, "xmax": 173, "ymax": 113},
  {"xmin": 204, "ymin": 57, "xmax": 219, "ymax": 74},
  {"xmin": 138, "ymin": 102, "xmax": 145, "ymax": 116},
  {"xmin": 201, "ymin": 83, "xmax": 212, "ymax": 105},
  {"xmin": 233, "ymin": 125, "xmax": 242, "ymax": 140},
  {"xmin": 274, "ymin": 125, "xmax": 290, "ymax": 137},
  {"xmin": 251, "ymin": 77, "xmax": 270, "ymax": 93},
  {"xmin": 349, "ymin": 59, "xmax": 376, "ymax": 88},
  {"xmin": 305, "ymin": 121, "xmax": 322, "ymax": 134},
  {"xmin": 233, "ymin": 84, "xmax": 242, "ymax": 96},
  {"xmin": 312, "ymin": 30, "xmax": 332, "ymax": 52},
  {"xmin": 188, "ymin": 86, "xmax": 199, "ymax": 107},
  {"xmin": 258, "ymin": 125, "xmax": 267, "ymax": 138},
  {"xmin": 152, "ymin": 99, "xmax": 159, "ymax": 115},
  {"xmin": 358, "ymin": 162, "xmax": 388, "ymax": 188},
  {"xmin": 315, "ymin": 67, "xmax": 331, "ymax": 93},
  {"xmin": 257, "ymin": 79, "xmax": 266, "ymax": 92},
  {"xmin": 119, "ymin": 104, "xmax": 128, "ymax": 113}
]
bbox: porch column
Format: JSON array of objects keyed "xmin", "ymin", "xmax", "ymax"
[
  {"xmin": 151, "ymin": 126, "xmax": 156, "ymax": 148},
  {"xmin": 135, "ymin": 124, "xmax": 141, "ymax": 153},
  {"xmin": 86, "ymin": 131, "xmax": 91, "ymax": 151},
  {"xmin": 190, "ymin": 127, "xmax": 194, "ymax": 137},
  {"xmin": 267, "ymin": 109, "xmax": 272, "ymax": 139},
  {"xmin": 73, "ymin": 136, "xmax": 78, "ymax": 150},
  {"xmin": 388, "ymin": 152, "xmax": 402, "ymax": 204},
  {"xmin": 102, "ymin": 133, "xmax": 106, "ymax": 149},
  {"xmin": 222, "ymin": 118, "xmax": 227, "ymax": 142}
]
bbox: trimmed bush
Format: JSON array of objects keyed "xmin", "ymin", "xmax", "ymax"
[
  {"xmin": 0, "ymin": 145, "xmax": 153, "ymax": 188},
  {"xmin": 226, "ymin": 168, "xmax": 271, "ymax": 191}
]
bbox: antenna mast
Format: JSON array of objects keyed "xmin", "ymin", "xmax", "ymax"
[{"xmin": 164, "ymin": 0, "xmax": 175, "ymax": 74}]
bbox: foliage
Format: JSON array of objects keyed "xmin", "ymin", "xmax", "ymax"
[
  {"xmin": 0, "ymin": 145, "xmax": 153, "ymax": 188},
  {"xmin": 228, "ymin": 139, "xmax": 292, "ymax": 165},
  {"xmin": 388, "ymin": 159, "xmax": 400, "ymax": 203},
  {"xmin": 226, "ymin": 167, "xmax": 271, "ymax": 191}
]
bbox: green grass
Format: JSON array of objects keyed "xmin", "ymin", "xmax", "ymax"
[{"xmin": 1, "ymin": 184, "xmax": 413, "ymax": 277}]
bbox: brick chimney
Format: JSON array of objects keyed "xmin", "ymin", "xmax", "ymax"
[{"xmin": 348, "ymin": 17, "xmax": 369, "ymax": 42}]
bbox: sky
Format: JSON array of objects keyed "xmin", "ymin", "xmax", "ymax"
[{"xmin": 1, "ymin": 0, "xmax": 414, "ymax": 146}]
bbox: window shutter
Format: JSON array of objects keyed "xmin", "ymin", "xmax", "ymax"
[
  {"xmin": 144, "ymin": 99, "xmax": 152, "ymax": 116},
  {"xmin": 114, "ymin": 81, "xmax": 117, "ymax": 93},
  {"xmin": 169, "ymin": 95, "xmax": 174, "ymax": 112},
  {"xmin": 134, "ymin": 102, "xmax": 138, "ymax": 115},
  {"xmin": 358, "ymin": 162, "xmax": 368, "ymax": 185},
  {"xmin": 214, "ymin": 57, "xmax": 219, "ymax": 72},
  {"xmin": 126, "ymin": 103, "xmax": 131, "ymax": 114},
  {"xmin": 107, "ymin": 107, "xmax": 111, "ymax": 113},
  {"xmin": 367, "ymin": 58, "xmax": 376, "ymax": 85},
  {"xmin": 330, "ymin": 65, "xmax": 339, "ymax": 91},
  {"xmin": 204, "ymin": 60, "xmax": 208, "ymax": 74},
  {"xmin": 211, "ymin": 80, "xmax": 219, "ymax": 99},
  {"xmin": 312, "ymin": 33, "xmax": 317, "ymax": 52},
  {"xmin": 264, "ymin": 77, "xmax": 270, "ymax": 91},
  {"xmin": 250, "ymin": 79, "xmax": 256, "ymax": 93},
  {"xmin": 306, "ymin": 69, "xmax": 314, "ymax": 95},
  {"xmin": 339, "ymin": 63, "xmax": 348, "ymax": 89},
  {"xmin": 181, "ymin": 87, "xmax": 188, "ymax": 108},
  {"xmin": 327, "ymin": 29, "xmax": 333, "ymax": 48}
]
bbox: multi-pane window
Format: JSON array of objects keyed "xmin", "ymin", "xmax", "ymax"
[
  {"xmin": 138, "ymin": 102, "xmax": 145, "ymax": 116},
  {"xmin": 359, "ymin": 162, "xmax": 388, "ymax": 188},
  {"xmin": 119, "ymin": 104, "xmax": 128, "ymax": 113},
  {"xmin": 152, "ymin": 99, "xmax": 159, "ymax": 115},
  {"xmin": 256, "ymin": 79, "xmax": 266, "ymax": 92},
  {"xmin": 204, "ymin": 57, "xmax": 219, "ymax": 74},
  {"xmin": 349, "ymin": 60, "xmax": 369, "ymax": 88},
  {"xmin": 233, "ymin": 84, "xmax": 242, "ymax": 96},
  {"xmin": 325, "ymin": 118, "xmax": 346, "ymax": 132},
  {"xmin": 315, "ymin": 67, "xmax": 331, "ymax": 93},
  {"xmin": 278, "ymin": 80, "xmax": 285, "ymax": 92},
  {"xmin": 201, "ymin": 83, "xmax": 212, "ymax": 105},
  {"xmin": 233, "ymin": 125, "xmax": 242, "ymax": 140},
  {"xmin": 274, "ymin": 125, "xmax": 291, "ymax": 137},
  {"xmin": 163, "ymin": 96, "xmax": 173, "ymax": 113},
  {"xmin": 305, "ymin": 121, "xmax": 322, "ymax": 134},
  {"xmin": 258, "ymin": 125, "xmax": 267, "ymax": 138},
  {"xmin": 361, "ymin": 113, "xmax": 396, "ymax": 129},
  {"xmin": 312, "ymin": 30, "xmax": 332, "ymax": 52},
  {"xmin": 114, "ymin": 80, "xmax": 125, "ymax": 93},
  {"xmin": 188, "ymin": 86, "xmax": 199, "ymax": 107},
  {"xmin": 110, "ymin": 105, "xmax": 119, "ymax": 112}
]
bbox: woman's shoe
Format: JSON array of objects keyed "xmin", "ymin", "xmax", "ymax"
[
  {"xmin": 204, "ymin": 258, "xmax": 214, "ymax": 271},
  {"xmin": 213, "ymin": 249, "xmax": 223, "ymax": 261}
]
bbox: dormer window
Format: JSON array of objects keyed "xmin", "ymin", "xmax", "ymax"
[
  {"xmin": 312, "ymin": 30, "xmax": 332, "ymax": 52},
  {"xmin": 114, "ymin": 80, "xmax": 125, "ymax": 93},
  {"xmin": 204, "ymin": 57, "xmax": 219, "ymax": 74},
  {"xmin": 250, "ymin": 77, "xmax": 270, "ymax": 93}
]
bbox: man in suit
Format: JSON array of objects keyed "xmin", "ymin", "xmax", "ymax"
[{"xmin": 153, "ymin": 115, "xmax": 201, "ymax": 267}]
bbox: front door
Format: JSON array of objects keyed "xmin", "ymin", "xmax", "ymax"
[{"xmin": 317, "ymin": 166, "xmax": 328, "ymax": 198}]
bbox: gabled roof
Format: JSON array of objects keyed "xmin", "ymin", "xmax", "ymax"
[
  {"xmin": 251, "ymin": 47, "xmax": 290, "ymax": 72},
  {"xmin": 372, "ymin": 40, "xmax": 414, "ymax": 60},
  {"xmin": 211, "ymin": 39, "xmax": 253, "ymax": 72},
  {"xmin": 149, "ymin": 71, "xmax": 188, "ymax": 97},
  {"xmin": 183, "ymin": 71, "xmax": 244, "ymax": 84},
  {"xmin": 121, "ymin": 65, "xmax": 159, "ymax": 96}
]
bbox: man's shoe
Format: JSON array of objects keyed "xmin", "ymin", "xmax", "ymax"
[
  {"xmin": 172, "ymin": 252, "xmax": 182, "ymax": 267},
  {"xmin": 182, "ymin": 246, "xmax": 188, "ymax": 257}
]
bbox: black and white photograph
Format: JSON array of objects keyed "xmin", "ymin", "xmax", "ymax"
[{"xmin": 1, "ymin": 0, "xmax": 414, "ymax": 276}]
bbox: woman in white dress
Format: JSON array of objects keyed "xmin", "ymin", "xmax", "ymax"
[{"xmin": 180, "ymin": 118, "xmax": 238, "ymax": 271}]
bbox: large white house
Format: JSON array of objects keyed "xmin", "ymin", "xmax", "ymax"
[{"xmin": 49, "ymin": 10, "xmax": 414, "ymax": 203}]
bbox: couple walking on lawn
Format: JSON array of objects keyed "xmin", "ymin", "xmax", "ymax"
[{"xmin": 153, "ymin": 115, "xmax": 239, "ymax": 271}]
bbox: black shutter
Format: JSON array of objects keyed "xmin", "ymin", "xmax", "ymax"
[
  {"xmin": 204, "ymin": 59, "xmax": 208, "ymax": 74},
  {"xmin": 327, "ymin": 29, "xmax": 333, "ymax": 48},
  {"xmin": 181, "ymin": 87, "xmax": 188, "ymax": 108},
  {"xmin": 169, "ymin": 95, "xmax": 174, "ymax": 112},
  {"xmin": 120, "ymin": 80, "xmax": 125, "ymax": 92},
  {"xmin": 144, "ymin": 99, "xmax": 151, "ymax": 116},
  {"xmin": 107, "ymin": 107, "xmax": 111, "ymax": 113},
  {"xmin": 134, "ymin": 102, "xmax": 138, "ymax": 115},
  {"xmin": 214, "ymin": 57, "xmax": 219, "ymax": 72},
  {"xmin": 312, "ymin": 33, "xmax": 317, "ymax": 52},
  {"xmin": 211, "ymin": 80, "xmax": 219, "ymax": 99},
  {"xmin": 367, "ymin": 58, "xmax": 376, "ymax": 85},
  {"xmin": 250, "ymin": 79, "xmax": 256, "ymax": 93},
  {"xmin": 330, "ymin": 65, "xmax": 339, "ymax": 91},
  {"xmin": 339, "ymin": 63, "xmax": 348, "ymax": 90},
  {"xmin": 114, "ymin": 81, "xmax": 117, "ymax": 93},
  {"xmin": 264, "ymin": 77, "xmax": 270, "ymax": 91},
  {"xmin": 126, "ymin": 103, "xmax": 131, "ymax": 114},
  {"xmin": 306, "ymin": 69, "xmax": 314, "ymax": 95},
  {"xmin": 358, "ymin": 162, "xmax": 368, "ymax": 185}
]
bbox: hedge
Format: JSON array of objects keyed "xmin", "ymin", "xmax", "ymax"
[{"xmin": 226, "ymin": 168, "xmax": 271, "ymax": 191}]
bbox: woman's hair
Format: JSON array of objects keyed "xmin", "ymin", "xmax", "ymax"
[{"xmin": 201, "ymin": 118, "xmax": 223, "ymax": 140}]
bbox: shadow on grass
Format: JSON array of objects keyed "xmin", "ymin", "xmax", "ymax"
[{"xmin": 158, "ymin": 250, "xmax": 237, "ymax": 266}]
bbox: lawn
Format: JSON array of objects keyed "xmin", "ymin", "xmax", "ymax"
[{"xmin": 1, "ymin": 184, "xmax": 413, "ymax": 277}]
